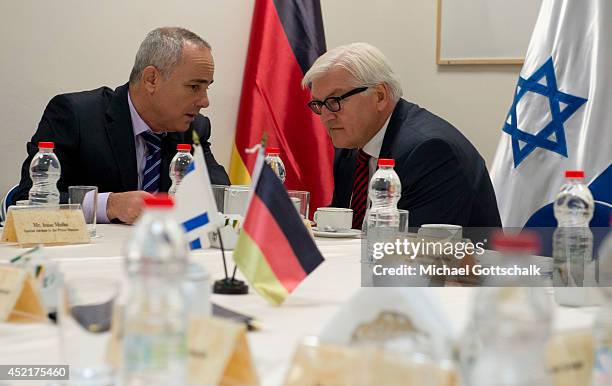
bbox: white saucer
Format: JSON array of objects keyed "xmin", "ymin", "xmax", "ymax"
[{"xmin": 312, "ymin": 227, "xmax": 361, "ymax": 238}]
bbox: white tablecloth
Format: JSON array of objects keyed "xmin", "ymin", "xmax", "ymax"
[{"xmin": 0, "ymin": 225, "xmax": 600, "ymax": 385}]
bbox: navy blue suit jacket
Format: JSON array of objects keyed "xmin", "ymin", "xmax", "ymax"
[
  {"xmin": 13, "ymin": 83, "xmax": 230, "ymax": 205},
  {"xmin": 332, "ymin": 99, "xmax": 502, "ymax": 228}
]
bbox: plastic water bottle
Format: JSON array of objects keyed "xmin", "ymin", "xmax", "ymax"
[
  {"xmin": 591, "ymin": 215, "xmax": 612, "ymax": 386},
  {"xmin": 364, "ymin": 158, "xmax": 401, "ymax": 273},
  {"xmin": 265, "ymin": 147, "xmax": 286, "ymax": 183},
  {"xmin": 366, "ymin": 158, "xmax": 401, "ymax": 227},
  {"xmin": 463, "ymin": 231, "xmax": 553, "ymax": 386},
  {"xmin": 366, "ymin": 158, "xmax": 401, "ymax": 232},
  {"xmin": 28, "ymin": 141, "xmax": 61, "ymax": 205},
  {"xmin": 552, "ymin": 170, "xmax": 599, "ymax": 306},
  {"xmin": 168, "ymin": 144, "xmax": 193, "ymax": 196},
  {"xmin": 122, "ymin": 194, "xmax": 190, "ymax": 386}
]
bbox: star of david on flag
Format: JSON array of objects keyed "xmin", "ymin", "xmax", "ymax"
[{"xmin": 503, "ymin": 57, "xmax": 587, "ymax": 167}]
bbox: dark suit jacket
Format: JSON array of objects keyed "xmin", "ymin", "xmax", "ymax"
[
  {"xmin": 332, "ymin": 99, "xmax": 501, "ymax": 229},
  {"xmin": 13, "ymin": 83, "xmax": 230, "ymax": 206}
]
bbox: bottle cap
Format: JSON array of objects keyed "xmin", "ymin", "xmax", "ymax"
[
  {"xmin": 378, "ymin": 158, "xmax": 395, "ymax": 167},
  {"xmin": 144, "ymin": 193, "xmax": 174, "ymax": 208},
  {"xmin": 38, "ymin": 141, "xmax": 55, "ymax": 149},
  {"xmin": 265, "ymin": 147, "xmax": 280, "ymax": 155},
  {"xmin": 177, "ymin": 144, "xmax": 191, "ymax": 151},
  {"xmin": 490, "ymin": 230, "xmax": 540, "ymax": 254},
  {"xmin": 565, "ymin": 170, "xmax": 584, "ymax": 179}
]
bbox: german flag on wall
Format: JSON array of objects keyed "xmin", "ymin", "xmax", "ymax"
[
  {"xmin": 233, "ymin": 159, "xmax": 325, "ymax": 305},
  {"xmin": 229, "ymin": 0, "xmax": 333, "ymax": 218}
]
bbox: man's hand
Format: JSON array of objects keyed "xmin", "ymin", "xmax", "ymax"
[{"xmin": 106, "ymin": 191, "xmax": 154, "ymax": 224}]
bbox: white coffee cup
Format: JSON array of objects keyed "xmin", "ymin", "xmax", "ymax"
[
  {"xmin": 418, "ymin": 224, "xmax": 463, "ymax": 242},
  {"xmin": 313, "ymin": 207, "xmax": 353, "ymax": 231}
]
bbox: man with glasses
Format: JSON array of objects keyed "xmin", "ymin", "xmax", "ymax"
[{"xmin": 302, "ymin": 42, "xmax": 501, "ymax": 229}]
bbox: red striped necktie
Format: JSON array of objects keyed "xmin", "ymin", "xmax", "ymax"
[{"xmin": 350, "ymin": 149, "xmax": 371, "ymax": 229}]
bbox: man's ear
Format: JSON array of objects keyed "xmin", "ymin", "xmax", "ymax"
[
  {"xmin": 141, "ymin": 66, "xmax": 160, "ymax": 93},
  {"xmin": 375, "ymin": 83, "xmax": 391, "ymax": 110}
]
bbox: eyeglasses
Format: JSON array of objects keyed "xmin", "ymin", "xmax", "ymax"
[{"xmin": 307, "ymin": 87, "xmax": 368, "ymax": 115}]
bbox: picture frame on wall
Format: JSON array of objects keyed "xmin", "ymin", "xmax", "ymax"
[{"xmin": 436, "ymin": 0, "xmax": 542, "ymax": 65}]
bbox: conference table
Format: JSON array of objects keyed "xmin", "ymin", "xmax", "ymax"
[{"xmin": 0, "ymin": 225, "xmax": 601, "ymax": 385}]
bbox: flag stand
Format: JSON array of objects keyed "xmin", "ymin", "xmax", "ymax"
[{"xmin": 213, "ymin": 229, "xmax": 248, "ymax": 295}]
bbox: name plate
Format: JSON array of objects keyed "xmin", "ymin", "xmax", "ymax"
[
  {"xmin": 188, "ymin": 316, "xmax": 259, "ymax": 386},
  {"xmin": 284, "ymin": 338, "xmax": 458, "ymax": 386},
  {"xmin": 547, "ymin": 329, "xmax": 594, "ymax": 386},
  {"xmin": 0, "ymin": 266, "xmax": 47, "ymax": 323},
  {"xmin": 106, "ymin": 314, "xmax": 259, "ymax": 386},
  {"xmin": 1, "ymin": 204, "xmax": 89, "ymax": 246}
]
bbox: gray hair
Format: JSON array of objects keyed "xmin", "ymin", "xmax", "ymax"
[
  {"xmin": 129, "ymin": 27, "xmax": 211, "ymax": 84},
  {"xmin": 302, "ymin": 42, "xmax": 403, "ymax": 102}
]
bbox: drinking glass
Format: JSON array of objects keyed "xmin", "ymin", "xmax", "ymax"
[
  {"xmin": 68, "ymin": 186, "xmax": 98, "ymax": 238},
  {"xmin": 59, "ymin": 278, "xmax": 119, "ymax": 386},
  {"xmin": 223, "ymin": 185, "xmax": 252, "ymax": 216},
  {"xmin": 287, "ymin": 190, "xmax": 310, "ymax": 219},
  {"xmin": 211, "ymin": 185, "xmax": 228, "ymax": 213}
]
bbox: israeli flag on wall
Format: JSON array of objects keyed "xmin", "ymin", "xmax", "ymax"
[
  {"xmin": 172, "ymin": 144, "xmax": 221, "ymax": 249},
  {"xmin": 491, "ymin": 0, "xmax": 612, "ymax": 228}
]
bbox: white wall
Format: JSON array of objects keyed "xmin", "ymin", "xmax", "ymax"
[{"xmin": 0, "ymin": 0, "xmax": 521, "ymax": 197}]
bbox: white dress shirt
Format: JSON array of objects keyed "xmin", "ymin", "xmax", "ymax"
[{"xmin": 361, "ymin": 115, "xmax": 392, "ymax": 178}]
